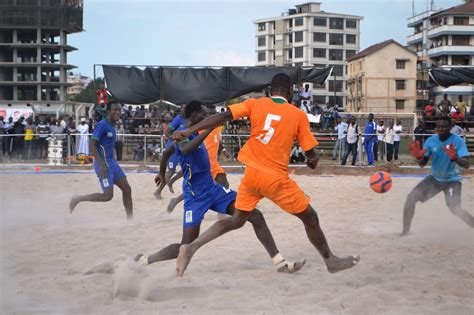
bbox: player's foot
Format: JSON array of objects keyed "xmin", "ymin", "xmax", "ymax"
[
  {"xmin": 167, "ymin": 198, "xmax": 179, "ymax": 214},
  {"xmin": 167, "ymin": 183, "xmax": 174, "ymax": 194},
  {"xmin": 153, "ymin": 189, "xmax": 162, "ymax": 200},
  {"xmin": 277, "ymin": 259, "xmax": 306, "ymax": 273},
  {"xmin": 326, "ymin": 255, "xmax": 359, "ymax": 273},
  {"xmin": 69, "ymin": 196, "xmax": 80, "ymax": 213},
  {"xmin": 176, "ymin": 244, "xmax": 194, "ymax": 277},
  {"xmin": 134, "ymin": 253, "xmax": 149, "ymax": 265},
  {"xmin": 400, "ymin": 230, "xmax": 410, "ymax": 236}
]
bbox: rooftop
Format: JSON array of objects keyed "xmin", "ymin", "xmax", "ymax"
[
  {"xmin": 431, "ymin": 0, "xmax": 474, "ymax": 18},
  {"xmin": 347, "ymin": 39, "xmax": 415, "ymax": 62}
]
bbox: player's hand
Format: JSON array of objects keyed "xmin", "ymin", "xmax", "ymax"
[
  {"xmin": 154, "ymin": 173, "xmax": 166, "ymax": 188},
  {"xmin": 442, "ymin": 143, "xmax": 457, "ymax": 161},
  {"xmin": 172, "ymin": 129, "xmax": 192, "ymax": 142},
  {"xmin": 408, "ymin": 141, "xmax": 427, "ymax": 160},
  {"xmin": 306, "ymin": 157, "xmax": 319, "ymax": 169},
  {"xmin": 98, "ymin": 163, "xmax": 107, "ymax": 179}
]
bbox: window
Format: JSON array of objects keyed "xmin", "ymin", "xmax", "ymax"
[
  {"xmin": 329, "ymin": 49, "xmax": 343, "ymax": 60},
  {"xmin": 314, "ymin": 95, "xmax": 326, "ymax": 104},
  {"xmin": 313, "ymin": 32, "xmax": 326, "ymax": 42},
  {"xmin": 329, "ymin": 80, "xmax": 343, "ymax": 92},
  {"xmin": 452, "ymin": 35, "xmax": 470, "ymax": 46},
  {"xmin": 288, "ymin": 19, "xmax": 293, "ymax": 28},
  {"xmin": 288, "ymin": 33, "xmax": 293, "ymax": 43},
  {"xmin": 258, "ymin": 23, "xmax": 266, "ymax": 31},
  {"xmin": 452, "ymin": 55, "xmax": 470, "ymax": 65},
  {"xmin": 313, "ymin": 17, "xmax": 326, "ymax": 27},
  {"xmin": 453, "ymin": 17, "xmax": 469, "ymax": 25},
  {"xmin": 258, "ymin": 52, "xmax": 266, "ymax": 62},
  {"xmin": 329, "ymin": 33, "xmax": 343, "ymax": 45},
  {"xmin": 313, "ymin": 63, "xmax": 326, "ymax": 68},
  {"xmin": 396, "ymin": 60, "xmax": 406, "ymax": 69},
  {"xmin": 329, "ymin": 18, "xmax": 343, "ymax": 29},
  {"xmin": 328, "ymin": 96, "xmax": 343, "ymax": 106},
  {"xmin": 258, "ymin": 36, "xmax": 265, "ymax": 47},
  {"xmin": 295, "ymin": 47, "xmax": 303, "ymax": 58},
  {"xmin": 294, "ymin": 31, "xmax": 303, "ymax": 42},
  {"xmin": 331, "ymin": 65, "xmax": 344, "ymax": 76},
  {"xmin": 294, "ymin": 17, "xmax": 304, "ymax": 26},
  {"xmin": 346, "ymin": 50, "xmax": 356, "ymax": 59},
  {"xmin": 396, "ymin": 80, "xmax": 406, "ymax": 90},
  {"xmin": 396, "ymin": 100, "xmax": 405, "ymax": 110},
  {"xmin": 313, "ymin": 48, "xmax": 326, "ymax": 58},
  {"xmin": 346, "ymin": 19, "xmax": 357, "ymax": 28},
  {"xmin": 346, "ymin": 34, "xmax": 356, "ymax": 44},
  {"xmin": 287, "ymin": 49, "xmax": 293, "ymax": 59}
]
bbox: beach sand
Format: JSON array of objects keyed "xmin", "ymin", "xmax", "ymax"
[{"xmin": 1, "ymin": 172, "xmax": 473, "ymax": 314}]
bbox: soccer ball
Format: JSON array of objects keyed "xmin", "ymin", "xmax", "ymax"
[{"xmin": 370, "ymin": 171, "xmax": 392, "ymax": 193}]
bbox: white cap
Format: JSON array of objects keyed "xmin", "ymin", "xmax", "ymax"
[{"xmin": 80, "ymin": 118, "xmax": 86, "ymax": 122}]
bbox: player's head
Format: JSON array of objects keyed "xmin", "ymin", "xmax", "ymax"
[
  {"xmin": 435, "ymin": 116, "xmax": 452, "ymax": 137},
  {"xmin": 368, "ymin": 113, "xmax": 374, "ymax": 121},
  {"xmin": 184, "ymin": 100, "xmax": 206, "ymax": 126},
  {"xmin": 106, "ymin": 100, "xmax": 122, "ymax": 123},
  {"xmin": 270, "ymin": 73, "xmax": 293, "ymax": 103}
]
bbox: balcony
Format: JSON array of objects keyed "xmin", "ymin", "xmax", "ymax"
[
  {"xmin": 407, "ymin": 32, "xmax": 423, "ymax": 45},
  {"xmin": 427, "ymin": 45, "xmax": 474, "ymax": 57},
  {"xmin": 427, "ymin": 25, "xmax": 474, "ymax": 38},
  {"xmin": 407, "ymin": 10, "xmax": 437, "ymax": 27}
]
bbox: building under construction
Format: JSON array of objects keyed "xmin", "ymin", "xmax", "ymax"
[{"xmin": 0, "ymin": 0, "xmax": 83, "ymax": 116}]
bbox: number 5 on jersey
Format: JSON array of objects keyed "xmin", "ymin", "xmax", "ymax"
[{"xmin": 257, "ymin": 114, "xmax": 281, "ymax": 144}]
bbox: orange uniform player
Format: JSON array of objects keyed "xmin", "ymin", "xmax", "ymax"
[
  {"xmin": 173, "ymin": 73, "xmax": 359, "ymax": 276},
  {"xmin": 202, "ymin": 127, "xmax": 225, "ymax": 179}
]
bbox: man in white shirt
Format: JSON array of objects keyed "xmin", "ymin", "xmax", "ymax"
[
  {"xmin": 376, "ymin": 120, "xmax": 386, "ymax": 161},
  {"xmin": 299, "ymin": 84, "xmax": 312, "ymax": 108},
  {"xmin": 385, "ymin": 121, "xmax": 395, "ymax": 162},
  {"xmin": 76, "ymin": 117, "xmax": 90, "ymax": 156},
  {"xmin": 332, "ymin": 117, "xmax": 348, "ymax": 161},
  {"xmin": 393, "ymin": 119, "xmax": 402, "ymax": 161},
  {"xmin": 341, "ymin": 117, "xmax": 359, "ymax": 166}
]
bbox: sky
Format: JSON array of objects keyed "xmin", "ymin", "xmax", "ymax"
[{"xmin": 68, "ymin": 0, "xmax": 463, "ymax": 78}]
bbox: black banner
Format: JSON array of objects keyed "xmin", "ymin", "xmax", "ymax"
[{"xmin": 429, "ymin": 67, "xmax": 474, "ymax": 87}]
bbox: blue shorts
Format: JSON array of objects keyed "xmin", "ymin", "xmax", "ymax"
[
  {"xmin": 183, "ymin": 183, "xmax": 236, "ymax": 228},
  {"xmin": 94, "ymin": 162, "xmax": 126, "ymax": 192},
  {"xmin": 168, "ymin": 153, "xmax": 179, "ymax": 172}
]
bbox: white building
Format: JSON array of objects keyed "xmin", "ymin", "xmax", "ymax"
[
  {"xmin": 407, "ymin": 0, "xmax": 474, "ymax": 106},
  {"xmin": 67, "ymin": 73, "xmax": 90, "ymax": 98},
  {"xmin": 253, "ymin": 2, "xmax": 363, "ymax": 107}
]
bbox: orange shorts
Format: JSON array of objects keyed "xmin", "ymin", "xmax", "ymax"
[
  {"xmin": 210, "ymin": 159, "xmax": 225, "ymax": 179},
  {"xmin": 235, "ymin": 167, "xmax": 309, "ymax": 214}
]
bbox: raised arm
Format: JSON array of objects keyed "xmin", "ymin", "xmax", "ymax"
[
  {"xmin": 178, "ymin": 129, "xmax": 213, "ymax": 156},
  {"xmin": 173, "ymin": 111, "xmax": 233, "ymax": 142}
]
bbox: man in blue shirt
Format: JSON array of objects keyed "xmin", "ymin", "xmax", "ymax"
[
  {"xmin": 135, "ymin": 101, "xmax": 304, "ymax": 274},
  {"xmin": 364, "ymin": 113, "xmax": 377, "ymax": 166},
  {"xmin": 69, "ymin": 101, "xmax": 133, "ymax": 220},
  {"xmin": 402, "ymin": 116, "xmax": 472, "ymax": 235},
  {"xmin": 154, "ymin": 106, "xmax": 185, "ymax": 200}
]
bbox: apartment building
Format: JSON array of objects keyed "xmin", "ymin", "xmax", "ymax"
[
  {"xmin": 254, "ymin": 2, "xmax": 363, "ymax": 107},
  {"xmin": 67, "ymin": 73, "xmax": 90, "ymax": 99},
  {"xmin": 407, "ymin": 0, "xmax": 474, "ymax": 107},
  {"xmin": 346, "ymin": 40, "xmax": 417, "ymax": 113}
]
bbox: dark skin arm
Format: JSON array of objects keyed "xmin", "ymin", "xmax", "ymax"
[
  {"xmin": 417, "ymin": 156, "xmax": 429, "ymax": 168},
  {"xmin": 454, "ymin": 156, "xmax": 470, "ymax": 169},
  {"xmin": 90, "ymin": 138, "xmax": 107, "ymax": 178},
  {"xmin": 178, "ymin": 129, "xmax": 213, "ymax": 156},
  {"xmin": 304, "ymin": 146, "xmax": 320, "ymax": 169},
  {"xmin": 156, "ymin": 144, "xmax": 175, "ymax": 188},
  {"xmin": 173, "ymin": 112, "xmax": 232, "ymax": 142}
]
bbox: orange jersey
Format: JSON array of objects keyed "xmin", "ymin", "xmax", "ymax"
[
  {"xmin": 229, "ymin": 96, "xmax": 318, "ymax": 176},
  {"xmin": 201, "ymin": 127, "xmax": 225, "ymax": 178}
]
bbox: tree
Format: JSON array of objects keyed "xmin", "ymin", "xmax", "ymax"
[{"xmin": 70, "ymin": 78, "xmax": 104, "ymax": 104}]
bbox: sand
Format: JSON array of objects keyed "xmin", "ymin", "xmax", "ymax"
[{"xmin": 1, "ymin": 171, "xmax": 473, "ymax": 314}]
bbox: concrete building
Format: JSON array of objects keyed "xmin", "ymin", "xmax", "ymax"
[
  {"xmin": 67, "ymin": 72, "xmax": 90, "ymax": 99},
  {"xmin": 406, "ymin": 0, "xmax": 474, "ymax": 108},
  {"xmin": 0, "ymin": 0, "xmax": 83, "ymax": 115},
  {"xmin": 253, "ymin": 2, "xmax": 363, "ymax": 107},
  {"xmin": 346, "ymin": 40, "xmax": 417, "ymax": 113}
]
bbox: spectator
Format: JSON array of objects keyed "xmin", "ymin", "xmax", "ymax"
[
  {"xmin": 322, "ymin": 103, "xmax": 332, "ymax": 129},
  {"xmin": 133, "ymin": 141, "xmax": 145, "ymax": 161},
  {"xmin": 332, "ymin": 117, "xmax": 348, "ymax": 161},
  {"xmin": 450, "ymin": 107, "xmax": 464, "ymax": 124},
  {"xmin": 36, "ymin": 117, "xmax": 50, "ymax": 159},
  {"xmin": 146, "ymin": 139, "xmax": 160, "ymax": 162},
  {"xmin": 467, "ymin": 105, "xmax": 474, "ymax": 121},
  {"xmin": 376, "ymin": 119, "xmax": 386, "ymax": 162},
  {"xmin": 393, "ymin": 119, "xmax": 402, "ymax": 161},
  {"xmin": 437, "ymin": 94, "xmax": 452, "ymax": 116},
  {"xmin": 50, "ymin": 118, "xmax": 65, "ymax": 140},
  {"xmin": 300, "ymin": 100, "xmax": 312, "ymax": 114},
  {"xmin": 424, "ymin": 100, "xmax": 435, "ymax": 117},
  {"xmin": 76, "ymin": 118, "xmax": 90, "ymax": 156},
  {"xmin": 13, "ymin": 117, "xmax": 25, "ymax": 159},
  {"xmin": 364, "ymin": 113, "xmax": 377, "ymax": 166},
  {"xmin": 414, "ymin": 120, "xmax": 428, "ymax": 145},
  {"xmin": 385, "ymin": 121, "xmax": 395, "ymax": 162},
  {"xmin": 0, "ymin": 116, "xmax": 5, "ymax": 157},
  {"xmin": 96, "ymin": 84, "xmax": 108, "ymax": 106},
  {"xmin": 115, "ymin": 122, "xmax": 125, "ymax": 161},
  {"xmin": 450, "ymin": 121, "xmax": 464, "ymax": 137},
  {"xmin": 23, "ymin": 117, "xmax": 35, "ymax": 160},
  {"xmin": 299, "ymin": 84, "xmax": 312, "ymax": 107},
  {"xmin": 290, "ymin": 145, "xmax": 305, "ymax": 163},
  {"xmin": 454, "ymin": 95, "xmax": 466, "ymax": 114},
  {"xmin": 93, "ymin": 103, "xmax": 107, "ymax": 122},
  {"xmin": 341, "ymin": 117, "xmax": 359, "ymax": 166},
  {"xmin": 4, "ymin": 117, "xmax": 14, "ymax": 158}
]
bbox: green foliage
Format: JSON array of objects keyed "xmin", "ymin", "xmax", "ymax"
[{"xmin": 70, "ymin": 78, "xmax": 104, "ymax": 104}]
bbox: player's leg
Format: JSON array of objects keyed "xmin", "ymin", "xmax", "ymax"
[
  {"xmin": 351, "ymin": 142, "xmax": 358, "ymax": 166},
  {"xmin": 154, "ymin": 169, "xmax": 174, "ymax": 200},
  {"xmin": 69, "ymin": 187, "xmax": 114, "ymax": 213},
  {"xmin": 114, "ymin": 176, "xmax": 133, "ymax": 220},
  {"xmin": 135, "ymin": 225, "xmax": 201, "ymax": 265},
  {"xmin": 443, "ymin": 182, "xmax": 474, "ymax": 228},
  {"xmin": 167, "ymin": 193, "xmax": 184, "ymax": 213},
  {"xmin": 167, "ymin": 169, "xmax": 183, "ymax": 193},
  {"xmin": 401, "ymin": 176, "xmax": 441, "ymax": 235}
]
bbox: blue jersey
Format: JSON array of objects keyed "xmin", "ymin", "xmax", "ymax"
[
  {"xmin": 92, "ymin": 119, "xmax": 117, "ymax": 165},
  {"xmin": 175, "ymin": 132, "xmax": 214, "ymax": 197},
  {"xmin": 364, "ymin": 121, "xmax": 377, "ymax": 142},
  {"xmin": 423, "ymin": 134, "xmax": 469, "ymax": 182},
  {"xmin": 168, "ymin": 115, "xmax": 185, "ymax": 133}
]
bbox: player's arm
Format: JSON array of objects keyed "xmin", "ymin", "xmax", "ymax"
[
  {"xmin": 156, "ymin": 144, "xmax": 176, "ymax": 187},
  {"xmin": 178, "ymin": 129, "xmax": 213, "ymax": 156},
  {"xmin": 173, "ymin": 112, "xmax": 232, "ymax": 141},
  {"xmin": 442, "ymin": 143, "xmax": 470, "ymax": 169},
  {"xmin": 304, "ymin": 146, "xmax": 320, "ymax": 169},
  {"xmin": 90, "ymin": 138, "xmax": 107, "ymax": 178},
  {"xmin": 408, "ymin": 140, "xmax": 429, "ymax": 168}
]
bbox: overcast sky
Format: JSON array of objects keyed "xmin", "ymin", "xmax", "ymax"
[{"xmin": 68, "ymin": 0, "xmax": 462, "ymax": 78}]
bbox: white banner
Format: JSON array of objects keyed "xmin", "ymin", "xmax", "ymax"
[{"xmin": 0, "ymin": 107, "xmax": 34, "ymax": 121}]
